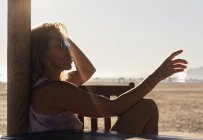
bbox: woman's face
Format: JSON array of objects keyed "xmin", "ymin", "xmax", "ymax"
[{"xmin": 43, "ymin": 30, "xmax": 72, "ymax": 72}]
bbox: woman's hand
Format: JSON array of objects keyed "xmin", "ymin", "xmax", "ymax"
[
  {"xmin": 152, "ymin": 50, "xmax": 188, "ymax": 82},
  {"xmin": 67, "ymin": 38, "xmax": 75, "ymax": 57}
]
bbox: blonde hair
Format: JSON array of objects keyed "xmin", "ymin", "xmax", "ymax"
[{"xmin": 31, "ymin": 22, "xmax": 68, "ymax": 84}]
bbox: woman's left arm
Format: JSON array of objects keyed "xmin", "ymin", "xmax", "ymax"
[{"xmin": 66, "ymin": 38, "xmax": 96, "ymax": 86}]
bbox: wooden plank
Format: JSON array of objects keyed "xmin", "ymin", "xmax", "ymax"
[
  {"xmin": 104, "ymin": 117, "xmax": 111, "ymax": 131},
  {"xmin": 104, "ymin": 95, "xmax": 111, "ymax": 131},
  {"xmin": 80, "ymin": 82, "xmax": 135, "ymax": 96},
  {"xmin": 78, "ymin": 116, "xmax": 84, "ymax": 129},
  {"xmin": 91, "ymin": 118, "xmax": 98, "ymax": 130},
  {"xmin": 7, "ymin": 0, "xmax": 31, "ymax": 135}
]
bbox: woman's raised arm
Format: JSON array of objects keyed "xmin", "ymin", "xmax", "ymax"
[
  {"xmin": 66, "ymin": 38, "xmax": 96, "ymax": 86},
  {"xmin": 54, "ymin": 50, "xmax": 187, "ymax": 118}
]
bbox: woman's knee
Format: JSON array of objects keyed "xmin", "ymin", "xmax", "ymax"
[
  {"xmin": 120, "ymin": 98, "xmax": 159, "ymax": 118},
  {"xmin": 142, "ymin": 99, "xmax": 159, "ymax": 118},
  {"xmin": 111, "ymin": 99, "xmax": 159, "ymax": 133}
]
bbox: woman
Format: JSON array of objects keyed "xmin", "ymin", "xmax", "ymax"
[{"xmin": 29, "ymin": 22, "xmax": 188, "ymax": 134}]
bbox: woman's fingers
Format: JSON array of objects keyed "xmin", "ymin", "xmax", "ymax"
[
  {"xmin": 172, "ymin": 64, "xmax": 187, "ymax": 69},
  {"xmin": 172, "ymin": 59, "xmax": 188, "ymax": 64},
  {"xmin": 164, "ymin": 51, "xmax": 188, "ymax": 68},
  {"xmin": 167, "ymin": 50, "xmax": 183, "ymax": 60},
  {"xmin": 166, "ymin": 61, "xmax": 187, "ymax": 74},
  {"xmin": 155, "ymin": 50, "xmax": 188, "ymax": 81},
  {"xmin": 165, "ymin": 62, "xmax": 187, "ymax": 77},
  {"xmin": 166, "ymin": 59, "xmax": 188, "ymax": 67},
  {"xmin": 173, "ymin": 68, "xmax": 185, "ymax": 73}
]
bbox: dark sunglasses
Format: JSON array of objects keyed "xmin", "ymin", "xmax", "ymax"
[{"xmin": 59, "ymin": 40, "xmax": 69, "ymax": 49}]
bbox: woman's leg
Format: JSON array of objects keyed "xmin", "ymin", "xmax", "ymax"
[{"xmin": 110, "ymin": 99, "xmax": 159, "ymax": 134}]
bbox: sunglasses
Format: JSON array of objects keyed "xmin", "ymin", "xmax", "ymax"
[
  {"xmin": 60, "ymin": 40, "xmax": 69, "ymax": 49},
  {"xmin": 50, "ymin": 40, "xmax": 69, "ymax": 50}
]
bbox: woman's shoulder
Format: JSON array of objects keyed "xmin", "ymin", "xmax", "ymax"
[
  {"xmin": 32, "ymin": 80, "xmax": 77, "ymax": 93},
  {"xmin": 31, "ymin": 80, "xmax": 80, "ymax": 112},
  {"xmin": 31, "ymin": 80, "xmax": 75, "ymax": 115}
]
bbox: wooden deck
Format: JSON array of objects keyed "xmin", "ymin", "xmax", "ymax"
[{"xmin": 1, "ymin": 130, "xmax": 202, "ymax": 140}]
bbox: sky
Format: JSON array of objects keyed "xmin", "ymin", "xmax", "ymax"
[{"xmin": 1, "ymin": 0, "xmax": 203, "ymax": 81}]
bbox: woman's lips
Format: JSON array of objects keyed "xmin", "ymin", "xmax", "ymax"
[{"xmin": 67, "ymin": 60, "xmax": 72, "ymax": 64}]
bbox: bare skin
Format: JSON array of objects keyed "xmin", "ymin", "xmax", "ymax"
[
  {"xmin": 111, "ymin": 99, "xmax": 159, "ymax": 134},
  {"xmin": 31, "ymin": 29, "xmax": 188, "ymax": 135}
]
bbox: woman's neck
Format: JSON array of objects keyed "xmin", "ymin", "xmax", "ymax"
[
  {"xmin": 41, "ymin": 59, "xmax": 62, "ymax": 81},
  {"xmin": 42, "ymin": 68, "xmax": 61, "ymax": 81}
]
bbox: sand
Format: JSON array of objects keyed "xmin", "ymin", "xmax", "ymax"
[
  {"xmin": 0, "ymin": 81, "xmax": 203, "ymax": 138},
  {"xmin": 0, "ymin": 82, "xmax": 7, "ymax": 134}
]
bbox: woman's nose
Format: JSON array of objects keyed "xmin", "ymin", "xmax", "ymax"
[{"xmin": 66, "ymin": 51, "xmax": 72, "ymax": 60}]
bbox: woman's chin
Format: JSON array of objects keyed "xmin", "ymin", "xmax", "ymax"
[{"xmin": 60, "ymin": 64, "xmax": 72, "ymax": 71}]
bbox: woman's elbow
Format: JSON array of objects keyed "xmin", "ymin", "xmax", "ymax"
[
  {"xmin": 90, "ymin": 67, "xmax": 96, "ymax": 76},
  {"xmin": 97, "ymin": 101, "xmax": 120, "ymax": 117},
  {"xmin": 83, "ymin": 68, "xmax": 96, "ymax": 82}
]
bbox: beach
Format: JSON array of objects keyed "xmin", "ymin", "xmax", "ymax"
[{"xmin": 0, "ymin": 81, "xmax": 203, "ymax": 138}]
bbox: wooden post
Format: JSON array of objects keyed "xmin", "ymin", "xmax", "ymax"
[{"xmin": 7, "ymin": 0, "xmax": 31, "ymax": 135}]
